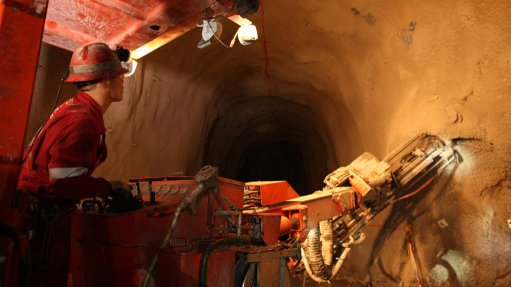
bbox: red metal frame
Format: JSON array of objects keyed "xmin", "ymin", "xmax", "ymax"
[
  {"xmin": 69, "ymin": 178, "xmax": 244, "ymax": 287},
  {"xmin": 0, "ymin": 0, "xmax": 47, "ymax": 208},
  {"xmin": 0, "ymin": 2, "xmax": 48, "ymax": 286},
  {"xmin": 156, "ymin": 248, "xmax": 236, "ymax": 287}
]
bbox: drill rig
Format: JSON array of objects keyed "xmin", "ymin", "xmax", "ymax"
[{"xmin": 63, "ymin": 133, "xmax": 457, "ymax": 287}]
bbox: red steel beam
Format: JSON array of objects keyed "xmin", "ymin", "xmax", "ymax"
[
  {"xmin": 130, "ymin": 0, "xmax": 235, "ymax": 59},
  {"xmin": 43, "ymin": 19, "xmax": 102, "ymax": 51},
  {"xmin": 0, "ymin": 0, "xmax": 48, "ymax": 208}
]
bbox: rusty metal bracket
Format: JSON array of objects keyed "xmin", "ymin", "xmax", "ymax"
[{"xmin": 246, "ymin": 248, "xmax": 299, "ymax": 287}]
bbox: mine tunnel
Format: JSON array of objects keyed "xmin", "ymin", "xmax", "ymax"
[
  {"xmin": 4, "ymin": 0, "xmax": 510, "ymax": 286},
  {"xmin": 204, "ymin": 94, "xmax": 333, "ymax": 195}
]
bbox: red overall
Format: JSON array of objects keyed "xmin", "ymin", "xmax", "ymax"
[
  {"xmin": 18, "ymin": 92, "xmax": 111, "ymax": 200},
  {"xmin": 17, "ymin": 92, "xmax": 112, "ymax": 287}
]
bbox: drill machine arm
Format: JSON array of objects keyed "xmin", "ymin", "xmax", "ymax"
[{"xmin": 245, "ymin": 134, "xmax": 458, "ymax": 283}]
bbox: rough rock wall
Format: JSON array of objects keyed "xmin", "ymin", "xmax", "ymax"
[
  {"xmin": 26, "ymin": 44, "xmax": 74, "ymax": 147},
  {"xmin": 29, "ymin": 0, "xmax": 510, "ymax": 285}
]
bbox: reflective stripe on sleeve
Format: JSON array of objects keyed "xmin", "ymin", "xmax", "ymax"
[{"xmin": 49, "ymin": 167, "xmax": 89, "ymax": 180}]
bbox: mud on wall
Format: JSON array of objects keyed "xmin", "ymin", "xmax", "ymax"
[{"xmin": 30, "ymin": 0, "xmax": 510, "ymax": 285}]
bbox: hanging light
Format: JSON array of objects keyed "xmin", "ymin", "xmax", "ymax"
[
  {"xmin": 197, "ymin": 19, "xmax": 223, "ymax": 49},
  {"xmin": 237, "ymin": 24, "xmax": 258, "ymax": 45},
  {"xmin": 195, "ymin": 14, "xmax": 258, "ymax": 49},
  {"xmin": 123, "ymin": 60, "xmax": 138, "ymax": 77},
  {"xmin": 116, "ymin": 46, "xmax": 138, "ymax": 77}
]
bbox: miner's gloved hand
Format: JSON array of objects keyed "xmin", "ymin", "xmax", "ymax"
[
  {"xmin": 108, "ymin": 180, "xmax": 134, "ymax": 200},
  {"xmin": 107, "ymin": 180, "xmax": 141, "ymax": 213}
]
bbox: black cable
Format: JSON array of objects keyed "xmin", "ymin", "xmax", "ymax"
[
  {"xmin": 22, "ymin": 71, "xmax": 69, "ymax": 164},
  {"xmin": 50, "ymin": 72, "xmax": 69, "ymax": 112}
]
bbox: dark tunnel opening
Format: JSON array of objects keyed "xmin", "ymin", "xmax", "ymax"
[
  {"xmin": 203, "ymin": 96, "xmax": 334, "ymax": 195},
  {"xmin": 235, "ymin": 140, "xmax": 309, "ymax": 194}
]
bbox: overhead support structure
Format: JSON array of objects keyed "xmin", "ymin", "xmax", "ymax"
[{"xmin": 42, "ymin": 0, "xmax": 254, "ymax": 59}]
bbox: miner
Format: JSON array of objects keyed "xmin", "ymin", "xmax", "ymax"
[{"xmin": 17, "ymin": 42, "xmax": 134, "ymax": 286}]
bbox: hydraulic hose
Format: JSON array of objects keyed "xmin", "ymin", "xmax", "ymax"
[
  {"xmin": 302, "ymin": 227, "xmax": 330, "ymax": 281},
  {"xmin": 302, "ymin": 225, "xmax": 366, "ymax": 283},
  {"xmin": 199, "ymin": 237, "xmax": 250, "ymax": 287},
  {"xmin": 300, "ymin": 247, "xmax": 329, "ymax": 284}
]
